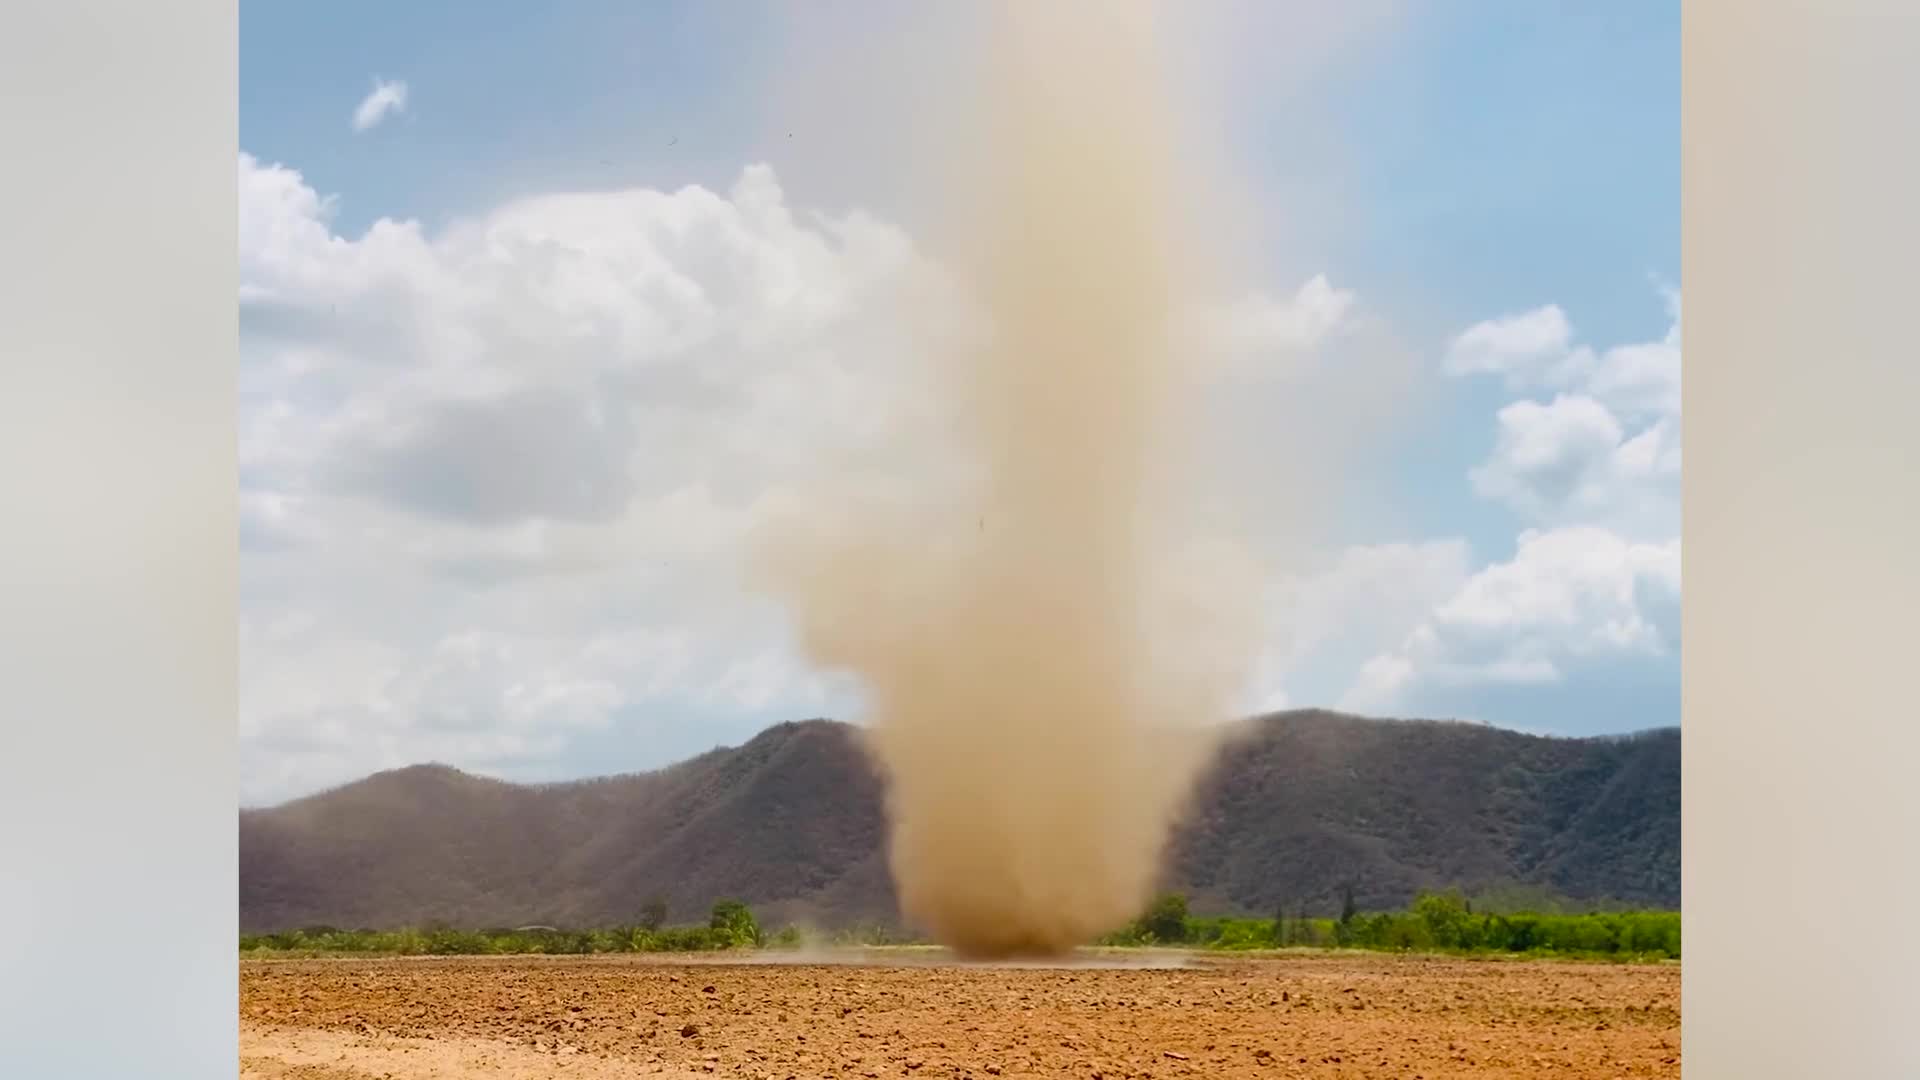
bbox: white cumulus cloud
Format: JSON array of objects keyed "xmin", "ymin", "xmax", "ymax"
[
  {"xmin": 1458, "ymin": 293, "xmax": 1681, "ymax": 534},
  {"xmin": 1444, "ymin": 303, "xmax": 1574, "ymax": 379},
  {"xmin": 1199, "ymin": 273, "xmax": 1358, "ymax": 374},
  {"xmin": 236, "ymin": 150, "xmax": 1369, "ymax": 804},
  {"xmin": 1342, "ymin": 526, "xmax": 1680, "ymax": 712},
  {"xmin": 1239, "ymin": 539, "xmax": 1475, "ymax": 714},
  {"xmin": 1334, "ymin": 293, "xmax": 1682, "ymax": 717},
  {"xmin": 351, "ymin": 78, "xmax": 409, "ymax": 132}
]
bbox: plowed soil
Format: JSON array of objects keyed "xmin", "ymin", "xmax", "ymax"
[{"xmin": 240, "ymin": 951, "xmax": 1679, "ymax": 1079}]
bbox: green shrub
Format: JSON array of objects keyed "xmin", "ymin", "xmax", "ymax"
[
  {"xmin": 709, "ymin": 900, "xmax": 762, "ymax": 948},
  {"xmin": 424, "ymin": 928, "xmax": 493, "ymax": 955},
  {"xmin": 1134, "ymin": 893, "xmax": 1190, "ymax": 945}
]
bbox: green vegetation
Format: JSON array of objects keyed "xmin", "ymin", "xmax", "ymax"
[
  {"xmin": 1134, "ymin": 892, "xmax": 1190, "ymax": 944},
  {"xmin": 240, "ymin": 890, "xmax": 1679, "ymax": 962},
  {"xmin": 707, "ymin": 898, "xmax": 762, "ymax": 948},
  {"xmin": 1099, "ymin": 889, "xmax": 1679, "ymax": 961},
  {"xmin": 240, "ymin": 900, "xmax": 787, "ymax": 958}
]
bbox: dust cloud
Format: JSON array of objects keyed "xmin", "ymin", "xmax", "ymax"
[{"xmin": 756, "ymin": 3, "xmax": 1262, "ymax": 959}]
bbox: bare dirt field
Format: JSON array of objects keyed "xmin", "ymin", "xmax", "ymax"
[{"xmin": 240, "ymin": 951, "xmax": 1679, "ymax": 1079}]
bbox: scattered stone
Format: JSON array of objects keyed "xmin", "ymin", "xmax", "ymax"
[{"xmin": 680, "ymin": 1024, "xmax": 700, "ymax": 1038}]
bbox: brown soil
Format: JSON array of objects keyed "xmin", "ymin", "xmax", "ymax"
[{"xmin": 240, "ymin": 951, "xmax": 1679, "ymax": 1079}]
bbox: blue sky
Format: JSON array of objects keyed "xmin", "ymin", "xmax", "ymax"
[{"xmin": 238, "ymin": 3, "xmax": 1679, "ymax": 803}]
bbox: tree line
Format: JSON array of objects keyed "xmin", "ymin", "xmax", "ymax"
[
  {"xmin": 240, "ymin": 897, "xmax": 779, "ymax": 957},
  {"xmin": 240, "ymin": 889, "xmax": 1678, "ymax": 961},
  {"xmin": 1100, "ymin": 888, "xmax": 1679, "ymax": 959}
]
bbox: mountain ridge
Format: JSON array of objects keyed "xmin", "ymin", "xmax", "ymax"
[{"xmin": 240, "ymin": 710, "xmax": 1679, "ymax": 933}]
